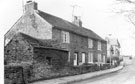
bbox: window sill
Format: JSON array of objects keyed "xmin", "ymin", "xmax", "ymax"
[
  {"xmin": 79, "ymin": 62, "xmax": 85, "ymax": 65},
  {"xmin": 88, "ymin": 62, "xmax": 93, "ymax": 64},
  {"xmin": 88, "ymin": 47, "xmax": 93, "ymax": 49},
  {"xmin": 62, "ymin": 42, "xmax": 70, "ymax": 44},
  {"xmin": 95, "ymin": 62, "xmax": 106, "ymax": 64}
]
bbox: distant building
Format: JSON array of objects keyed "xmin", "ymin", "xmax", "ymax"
[
  {"xmin": 105, "ymin": 37, "xmax": 121, "ymax": 63},
  {"xmin": 4, "ymin": 1, "xmax": 107, "ymax": 67},
  {"xmin": 122, "ymin": 55, "xmax": 132, "ymax": 61},
  {"xmin": 122, "ymin": 55, "xmax": 132, "ymax": 66}
]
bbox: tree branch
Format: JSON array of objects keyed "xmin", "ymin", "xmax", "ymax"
[
  {"xmin": 127, "ymin": 13, "xmax": 135, "ymax": 26},
  {"xmin": 117, "ymin": 0, "xmax": 135, "ymax": 4}
]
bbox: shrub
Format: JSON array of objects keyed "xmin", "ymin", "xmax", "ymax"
[{"xmin": 32, "ymin": 62, "xmax": 53, "ymax": 80}]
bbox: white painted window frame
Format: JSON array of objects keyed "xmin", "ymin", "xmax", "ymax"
[
  {"xmin": 98, "ymin": 54, "xmax": 102, "ymax": 62},
  {"xmin": 88, "ymin": 52, "xmax": 93, "ymax": 63},
  {"xmin": 82, "ymin": 53, "xmax": 86, "ymax": 64},
  {"xmin": 103, "ymin": 55, "xmax": 106, "ymax": 63},
  {"xmin": 62, "ymin": 31, "xmax": 70, "ymax": 43},
  {"xmin": 98, "ymin": 41, "xmax": 101, "ymax": 50},
  {"xmin": 74, "ymin": 53, "xmax": 78, "ymax": 66},
  {"xmin": 88, "ymin": 38, "xmax": 93, "ymax": 48}
]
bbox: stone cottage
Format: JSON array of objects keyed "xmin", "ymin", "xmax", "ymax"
[{"xmin": 4, "ymin": 1, "xmax": 107, "ymax": 66}]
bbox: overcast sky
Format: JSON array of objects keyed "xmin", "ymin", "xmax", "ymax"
[{"xmin": 1, "ymin": 0, "xmax": 135, "ymax": 56}]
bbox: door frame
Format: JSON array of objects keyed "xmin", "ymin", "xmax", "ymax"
[
  {"xmin": 82, "ymin": 52, "xmax": 86, "ymax": 63},
  {"xmin": 74, "ymin": 52, "xmax": 78, "ymax": 66}
]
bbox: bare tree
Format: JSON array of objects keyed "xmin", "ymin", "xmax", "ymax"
[
  {"xmin": 117, "ymin": 0, "xmax": 135, "ymax": 4},
  {"xmin": 116, "ymin": 0, "xmax": 135, "ymax": 24},
  {"xmin": 113, "ymin": 0, "xmax": 135, "ymax": 38}
]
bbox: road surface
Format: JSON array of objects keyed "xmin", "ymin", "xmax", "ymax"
[{"xmin": 71, "ymin": 59, "xmax": 135, "ymax": 84}]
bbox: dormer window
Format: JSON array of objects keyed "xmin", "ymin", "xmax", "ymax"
[{"xmin": 62, "ymin": 31, "xmax": 70, "ymax": 43}]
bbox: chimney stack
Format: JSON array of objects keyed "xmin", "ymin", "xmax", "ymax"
[
  {"xmin": 72, "ymin": 16, "xmax": 82, "ymax": 27},
  {"xmin": 24, "ymin": 0, "xmax": 38, "ymax": 14}
]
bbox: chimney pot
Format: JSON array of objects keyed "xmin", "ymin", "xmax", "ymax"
[{"xmin": 26, "ymin": 0, "xmax": 32, "ymax": 3}]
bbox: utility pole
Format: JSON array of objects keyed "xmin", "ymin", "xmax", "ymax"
[
  {"xmin": 22, "ymin": 0, "xmax": 24, "ymax": 13},
  {"xmin": 108, "ymin": 34, "xmax": 112, "ymax": 66},
  {"xmin": 71, "ymin": 4, "xmax": 78, "ymax": 21},
  {"xmin": 70, "ymin": 3, "xmax": 82, "ymax": 22},
  {"xmin": 110, "ymin": 46, "xmax": 112, "ymax": 66}
]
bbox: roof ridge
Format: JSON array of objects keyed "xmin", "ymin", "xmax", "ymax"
[
  {"xmin": 16, "ymin": 33, "xmax": 59, "ymax": 47},
  {"xmin": 38, "ymin": 10, "xmax": 85, "ymax": 29}
]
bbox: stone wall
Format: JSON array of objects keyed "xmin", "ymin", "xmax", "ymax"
[
  {"xmin": 4, "ymin": 65, "xmax": 26, "ymax": 84},
  {"xmin": 5, "ymin": 12, "xmax": 52, "ymax": 46},
  {"xmin": 29, "ymin": 63, "xmax": 112, "ymax": 83},
  {"xmin": 4, "ymin": 62, "xmax": 113, "ymax": 84},
  {"xmin": 32, "ymin": 47, "xmax": 68, "ymax": 80},
  {"xmin": 4, "ymin": 63, "xmax": 33, "ymax": 84},
  {"xmin": 4, "ymin": 35, "xmax": 33, "ymax": 64},
  {"xmin": 33, "ymin": 47, "xmax": 68, "ymax": 68}
]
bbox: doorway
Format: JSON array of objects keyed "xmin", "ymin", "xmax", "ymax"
[
  {"xmin": 82, "ymin": 53, "xmax": 86, "ymax": 63},
  {"xmin": 74, "ymin": 52, "xmax": 78, "ymax": 66}
]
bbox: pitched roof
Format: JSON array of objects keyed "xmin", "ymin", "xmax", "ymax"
[
  {"xmin": 37, "ymin": 10, "xmax": 106, "ymax": 42},
  {"xmin": 110, "ymin": 39, "xmax": 120, "ymax": 46},
  {"xmin": 14, "ymin": 33, "xmax": 62, "ymax": 49},
  {"xmin": 110, "ymin": 39, "xmax": 118, "ymax": 45},
  {"xmin": 105, "ymin": 37, "xmax": 120, "ymax": 48}
]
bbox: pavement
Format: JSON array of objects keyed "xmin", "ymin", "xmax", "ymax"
[
  {"xmin": 71, "ymin": 59, "xmax": 135, "ymax": 84},
  {"xmin": 31, "ymin": 65, "xmax": 123, "ymax": 84}
]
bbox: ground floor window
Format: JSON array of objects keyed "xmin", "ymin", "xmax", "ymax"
[
  {"xmin": 103, "ymin": 55, "xmax": 106, "ymax": 63},
  {"xmin": 98, "ymin": 54, "xmax": 102, "ymax": 62},
  {"xmin": 88, "ymin": 52, "xmax": 93, "ymax": 63},
  {"xmin": 81, "ymin": 53, "xmax": 86, "ymax": 63}
]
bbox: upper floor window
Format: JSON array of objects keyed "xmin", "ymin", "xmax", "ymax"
[
  {"xmin": 62, "ymin": 31, "xmax": 70, "ymax": 43},
  {"xmin": 98, "ymin": 41, "xmax": 101, "ymax": 50},
  {"xmin": 88, "ymin": 38, "xmax": 93, "ymax": 48}
]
